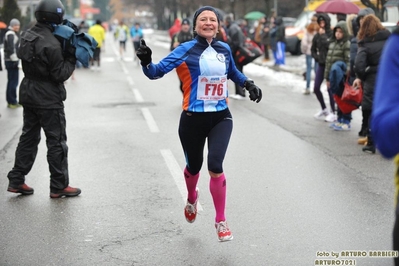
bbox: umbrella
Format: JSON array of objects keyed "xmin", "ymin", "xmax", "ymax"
[
  {"xmin": 244, "ymin": 11, "xmax": 266, "ymax": 20},
  {"xmin": 0, "ymin": 21, "xmax": 7, "ymax": 29},
  {"xmin": 315, "ymin": 0, "xmax": 360, "ymax": 14}
]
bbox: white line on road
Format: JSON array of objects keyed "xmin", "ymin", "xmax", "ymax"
[
  {"xmin": 141, "ymin": 108, "xmax": 159, "ymax": 133},
  {"xmin": 127, "ymin": 76, "xmax": 134, "ymax": 86},
  {"xmin": 133, "ymin": 89, "xmax": 144, "ymax": 103},
  {"xmin": 160, "ymin": 149, "xmax": 203, "ymax": 211}
]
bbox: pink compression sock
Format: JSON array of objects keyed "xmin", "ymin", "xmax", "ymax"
[
  {"xmin": 184, "ymin": 167, "xmax": 199, "ymax": 204},
  {"xmin": 209, "ymin": 173, "xmax": 226, "ymax": 223}
]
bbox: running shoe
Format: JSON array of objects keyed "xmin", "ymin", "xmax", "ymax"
[
  {"xmin": 184, "ymin": 188, "xmax": 199, "ymax": 223},
  {"xmin": 314, "ymin": 109, "xmax": 329, "ymax": 120},
  {"xmin": 215, "ymin": 221, "xmax": 233, "ymax": 242},
  {"xmin": 333, "ymin": 122, "xmax": 351, "ymax": 131},
  {"xmin": 324, "ymin": 113, "xmax": 337, "ymax": 123}
]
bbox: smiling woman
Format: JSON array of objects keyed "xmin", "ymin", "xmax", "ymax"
[{"xmin": 135, "ymin": 5, "xmax": 262, "ymax": 243}]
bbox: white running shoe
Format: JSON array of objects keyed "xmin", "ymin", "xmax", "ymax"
[
  {"xmin": 215, "ymin": 221, "xmax": 233, "ymax": 242},
  {"xmin": 184, "ymin": 188, "xmax": 199, "ymax": 223},
  {"xmin": 324, "ymin": 113, "xmax": 337, "ymax": 122},
  {"xmin": 314, "ymin": 109, "xmax": 329, "ymax": 120}
]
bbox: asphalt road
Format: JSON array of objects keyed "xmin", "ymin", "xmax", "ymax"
[{"xmin": 0, "ymin": 31, "xmax": 396, "ymax": 266}]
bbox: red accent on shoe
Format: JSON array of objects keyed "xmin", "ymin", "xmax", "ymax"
[
  {"xmin": 215, "ymin": 221, "xmax": 233, "ymax": 242},
  {"xmin": 7, "ymin": 183, "xmax": 34, "ymax": 195},
  {"xmin": 50, "ymin": 186, "xmax": 81, "ymax": 198},
  {"xmin": 184, "ymin": 188, "xmax": 199, "ymax": 223}
]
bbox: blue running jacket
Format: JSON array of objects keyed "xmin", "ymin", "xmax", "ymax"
[{"xmin": 142, "ymin": 35, "xmax": 248, "ymax": 112}]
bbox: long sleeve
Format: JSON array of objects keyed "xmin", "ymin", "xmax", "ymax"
[{"xmin": 371, "ymin": 34, "xmax": 399, "ymax": 158}]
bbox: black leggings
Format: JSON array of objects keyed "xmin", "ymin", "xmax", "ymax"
[{"xmin": 178, "ymin": 109, "xmax": 233, "ymax": 175}]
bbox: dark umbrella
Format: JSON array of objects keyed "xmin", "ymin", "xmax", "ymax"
[{"xmin": 315, "ymin": 0, "xmax": 360, "ymax": 14}]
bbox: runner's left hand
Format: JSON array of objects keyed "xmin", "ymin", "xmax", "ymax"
[
  {"xmin": 245, "ymin": 80, "xmax": 262, "ymax": 103},
  {"xmin": 136, "ymin": 39, "xmax": 152, "ymax": 67}
]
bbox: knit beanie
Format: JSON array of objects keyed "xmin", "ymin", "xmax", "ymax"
[
  {"xmin": 10, "ymin": 18, "xmax": 20, "ymax": 27},
  {"xmin": 192, "ymin": 6, "xmax": 220, "ymax": 33}
]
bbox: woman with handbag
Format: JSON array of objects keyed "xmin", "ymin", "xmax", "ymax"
[{"xmin": 353, "ymin": 14, "xmax": 391, "ymax": 153}]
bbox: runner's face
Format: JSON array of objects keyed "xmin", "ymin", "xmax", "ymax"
[{"xmin": 195, "ymin": 10, "xmax": 218, "ymax": 40}]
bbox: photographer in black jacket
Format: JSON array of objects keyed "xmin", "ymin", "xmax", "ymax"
[{"xmin": 6, "ymin": 0, "xmax": 81, "ymax": 198}]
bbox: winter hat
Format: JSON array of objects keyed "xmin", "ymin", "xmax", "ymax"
[
  {"xmin": 192, "ymin": 6, "xmax": 220, "ymax": 32},
  {"xmin": 9, "ymin": 18, "xmax": 20, "ymax": 27},
  {"xmin": 181, "ymin": 18, "xmax": 190, "ymax": 25},
  {"xmin": 357, "ymin": 7, "xmax": 375, "ymax": 25}
]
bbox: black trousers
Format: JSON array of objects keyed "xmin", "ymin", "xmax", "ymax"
[{"xmin": 7, "ymin": 107, "xmax": 69, "ymax": 190}]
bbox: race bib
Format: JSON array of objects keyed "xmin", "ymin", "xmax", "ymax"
[{"xmin": 197, "ymin": 75, "xmax": 227, "ymax": 101}]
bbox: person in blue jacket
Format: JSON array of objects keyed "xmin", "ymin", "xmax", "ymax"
[
  {"xmin": 371, "ymin": 27, "xmax": 399, "ymax": 266},
  {"xmin": 136, "ymin": 6, "xmax": 262, "ymax": 242},
  {"xmin": 130, "ymin": 22, "xmax": 143, "ymax": 61}
]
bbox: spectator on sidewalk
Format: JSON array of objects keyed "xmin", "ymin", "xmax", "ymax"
[
  {"xmin": 254, "ymin": 16, "xmax": 271, "ymax": 63},
  {"xmin": 301, "ymin": 16, "xmax": 319, "ymax": 95},
  {"xmin": 311, "ymin": 13, "xmax": 335, "ymax": 122},
  {"xmin": 353, "ymin": 14, "xmax": 391, "ymax": 153},
  {"xmin": 224, "ymin": 14, "xmax": 247, "ymax": 100},
  {"xmin": 270, "ymin": 16, "xmax": 286, "ymax": 66},
  {"xmin": 324, "ymin": 21, "xmax": 350, "ymax": 130},
  {"xmin": 4, "ymin": 18, "xmax": 21, "ymax": 109}
]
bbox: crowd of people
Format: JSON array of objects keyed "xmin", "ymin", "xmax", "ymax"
[
  {"xmin": 303, "ymin": 8, "xmax": 392, "ymax": 156},
  {"xmin": 1, "ymin": 1, "xmax": 399, "ymax": 255}
]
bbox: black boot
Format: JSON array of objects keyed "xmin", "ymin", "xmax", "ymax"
[{"xmin": 362, "ymin": 129, "xmax": 375, "ymax": 154}]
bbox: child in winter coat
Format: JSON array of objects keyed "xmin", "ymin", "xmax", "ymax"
[{"xmin": 324, "ymin": 21, "xmax": 350, "ymax": 130}]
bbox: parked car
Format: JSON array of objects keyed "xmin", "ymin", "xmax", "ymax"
[
  {"xmin": 285, "ymin": 11, "xmax": 337, "ymax": 56},
  {"xmin": 382, "ymin": 21, "xmax": 398, "ymax": 32}
]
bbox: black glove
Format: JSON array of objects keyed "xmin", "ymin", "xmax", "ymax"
[
  {"xmin": 245, "ymin": 80, "xmax": 262, "ymax": 103},
  {"xmin": 136, "ymin": 39, "xmax": 152, "ymax": 67}
]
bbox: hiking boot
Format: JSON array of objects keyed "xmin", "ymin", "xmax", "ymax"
[
  {"xmin": 184, "ymin": 188, "xmax": 199, "ymax": 223},
  {"xmin": 215, "ymin": 221, "xmax": 233, "ymax": 242},
  {"xmin": 362, "ymin": 144, "xmax": 376, "ymax": 154},
  {"xmin": 50, "ymin": 186, "xmax": 81, "ymax": 198},
  {"xmin": 7, "ymin": 183, "xmax": 34, "ymax": 195}
]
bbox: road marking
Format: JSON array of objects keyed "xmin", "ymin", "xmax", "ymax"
[
  {"xmin": 133, "ymin": 89, "xmax": 144, "ymax": 102},
  {"xmin": 127, "ymin": 76, "xmax": 134, "ymax": 86},
  {"xmin": 141, "ymin": 107, "xmax": 159, "ymax": 133},
  {"xmin": 160, "ymin": 149, "xmax": 203, "ymax": 211}
]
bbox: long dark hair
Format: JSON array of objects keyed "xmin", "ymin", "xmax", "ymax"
[{"xmin": 357, "ymin": 14, "xmax": 384, "ymax": 41}]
